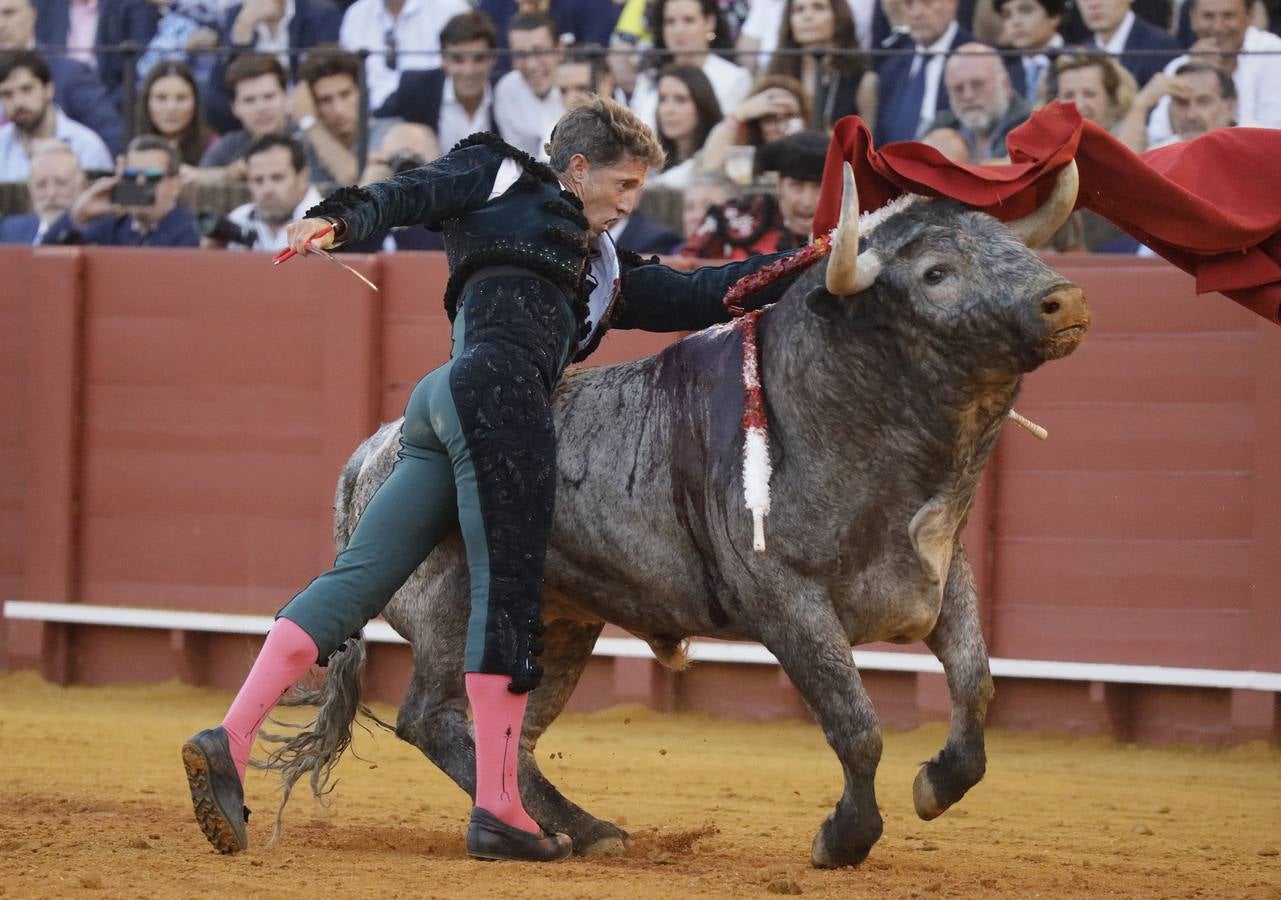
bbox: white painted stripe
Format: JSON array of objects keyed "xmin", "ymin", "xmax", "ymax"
[{"xmin": 6, "ymin": 601, "xmax": 1281, "ymax": 692}]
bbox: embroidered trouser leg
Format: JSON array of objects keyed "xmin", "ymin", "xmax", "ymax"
[{"xmin": 275, "ymin": 273, "xmax": 575, "ymax": 693}]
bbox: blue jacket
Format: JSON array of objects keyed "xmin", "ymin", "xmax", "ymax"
[
  {"xmin": 1115, "ymin": 16, "xmax": 1182, "ymax": 88},
  {"xmin": 203, "ymin": 0, "xmax": 341, "ymax": 133},
  {"xmin": 45, "ymin": 205, "xmax": 200, "ymax": 247},
  {"xmin": 477, "ymin": 0, "xmax": 622, "ymax": 77},
  {"xmin": 35, "ymin": 0, "xmax": 160, "ymax": 104},
  {"xmin": 874, "ymin": 26, "xmax": 974, "ymax": 147},
  {"xmin": 46, "ymin": 55, "xmax": 125, "ymax": 155},
  {"xmin": 0, "ymin": 213, "xmax": 41, "ymax": 244},
  {"xmin": 374, "ymin": 68, "xmax": 501, "ymax": 141}
]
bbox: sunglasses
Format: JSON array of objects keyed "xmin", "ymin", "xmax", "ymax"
[{"xmin": 122, "ymin": 167, "xmax": 167, "ymax": 182}]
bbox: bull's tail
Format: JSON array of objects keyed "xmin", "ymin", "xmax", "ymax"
[{"xmin": 250, "ymin": 424, "xmax": 400, "ymax": 848}]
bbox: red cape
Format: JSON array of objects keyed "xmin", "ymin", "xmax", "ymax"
[{"xmin": 812, "ymin": 102, "xmax": 1281, "ymax": 324}]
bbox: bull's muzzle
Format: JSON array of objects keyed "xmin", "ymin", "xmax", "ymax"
[{"xmin": 1036, "ymin": 284, "xmax": 1090, "ymax": 359}]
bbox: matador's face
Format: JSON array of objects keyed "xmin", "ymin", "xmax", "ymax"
[{"xmin": 566, "ymin": 155, "xmax": 649, "ymax": 238}]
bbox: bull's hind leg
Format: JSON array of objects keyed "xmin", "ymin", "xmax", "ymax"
[
  {"xmin": 915, "ymin": 547, "xmax": 994, "ymax": 820},
  {"xmin": 517, "ymin": 620, "xmax": 632, "ymax": 856},
  {"xmin": 759, "ymin": 598, "xmax": 884, "ymax": 868}
]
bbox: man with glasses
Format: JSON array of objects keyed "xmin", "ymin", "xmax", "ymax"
[
  {"xmin": 375, "ymin": 11, "xmax": 500, "ymax": 151},
  {"xmin": 493, "ymin": 11, "xmax": 564, "ymax": 159},
  {"xmin": 338, "ymin": 0, "xmax": 469, "ymax": 109},
  {"xmin": 44, "ymin": 134, "xmax": 199, "ymax": 246}
]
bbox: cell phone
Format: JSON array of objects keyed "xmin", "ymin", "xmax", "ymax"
[{"xmin": 110, "ymin": 179, "xmax": 157, "ymax": 207}]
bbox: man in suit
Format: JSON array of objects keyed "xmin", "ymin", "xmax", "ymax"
[
  {"xmin": 0, "ymin": 0, "xmax": 123, "ymax": 153},
  {"xmin": 874, "ymin": 0, "xmax": 974, "ymax": 147},
  {"xmin": 0, "ymin": 137, "xmax": 82, "ymax": 244},
  {"xmin": 1080, "ymin": 0, "xmax": 1180, "ymax": 87},
  {"xmin": 928, "ymin": 42, "xmax": 1032, "ymax": 160},
  {"xmin": 32, "ymin": 0, "xmax": 159, "ymax": 102},
  {"xmin": 375, "ymin": 12, "xmax": 501, "ymax": 150},
  {"xmin": 44, "ymin": 134, "xmax": 199, "ymax": 246},
  {"xmin": 996, "ymin": 0, "xmax": 1064, "ymax": 102}
]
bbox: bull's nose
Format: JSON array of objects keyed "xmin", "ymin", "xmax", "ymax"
[{"xmin": 1036, "ymin": 285, "xmax": 1090, "ymax": 359}]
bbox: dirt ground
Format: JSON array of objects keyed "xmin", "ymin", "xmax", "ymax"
[{"xmin": 0, "ymin": 672, "xmax": 1278, "ymax": 899}]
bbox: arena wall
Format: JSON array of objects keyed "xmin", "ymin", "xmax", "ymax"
[{"xmin": 1, "ymin": 246, "xmax": 1278, "ymax": 745}]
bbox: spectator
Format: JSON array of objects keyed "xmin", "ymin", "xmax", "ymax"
[
  {"xmin": 682, "ymin": 128, "xmax": 826, "ymax": 259},
  {"xmin": 874, "ymin": 0, "xmax": 974, "ymax": 146},
  {"xmin": 0, "ymin": 0, "xmax": 123, "ymax": 152},
  {"xmin": 293, "ymin": 45, "xmax": 396, "ymax": 187},
  {"xmin": 1131, "ymin": 61, "xmax": 1237, "ymax": 148},
  {"xmin": 610, "ymin": 208, "xmax": 683, "ymax": 254},
  {"xmin": 649, "ymin": 63, "xmax": 722, "ymax": 188},
  {"xmin": 477, "ymin": 0, "xmax": 623, "ymax": 79},
  {"xmin": 135, "ymin": 61, "xmax": 215, "ymax": 168},
  {"xmin": 554, "ymin": 43, "xmax": 620, "ymax": 109},
  {"xmin": 1079, "ymin": 0, "xmax": 1180, "ymax": 87},
  {"xmin": 679, "ymin": 170, "xmax": 733, "ymax": 239},
  {"xmin": 0, "ymin": 137, "xmax": 83, "ymax": 243},
  {"xmin": 45, "ymin": 134, "xmax": 199, "ymax": 246},
  {"xmin": 927, "ymin": 42, "xmax": 1031, "ymax": 160},
  {"xmin": 133, "ymin": 0, "xmax": 223, "ymax": 89},
  {"xmin": 193, "ymin": 53, "xmax": 293, "ymax": 183},
  {"xmin": 698, "ymin": 73, "xmax": 810, "ymax": 174},
  {"xmin": 338, "ymin": 0, "xmax": 470, "ymax": 110},
  {"xmin": 1145, "ymin": 0, "xmax": 1281, "ymax": 145},
  {"xmin": 766, "ymin": 0, "xmax": 869, "ymax": 129},
  {"xmin": 375, "ymin": 12, "xmax": 499, "ymax": 152},
  {"xmin": 358, "ymin": 120, "xmax": 439, "ymax": 185},
  {"xmin": 493, "ymin": 12, "xmax": 564, "ymax": 159},
  {"xmin": 204, "ymin": 134, "xmax": 321, "ymax": 252},
  {"xmin": 630, "ymin": 0, "xmax": 752, "ymax": 128},
  {"xmin": 995, "ymin": 0, "xmax": 1064, "ymax": 102},
  {"xmin": 0, "ymin": 50, "xmax": 111, "ymax": 179},
  {"xmin": 33, "ymin": 0, "xmax": 160, "ymax": 100}
]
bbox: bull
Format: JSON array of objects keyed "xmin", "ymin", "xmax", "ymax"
[{"xmin": 259, "ymin": 163, "xmax": 1090, "ymax": 868}]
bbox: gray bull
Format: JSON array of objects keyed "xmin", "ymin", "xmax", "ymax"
[{"xmin": 260, "ymin": 164, "xmax": 1091, "ymax": 868}]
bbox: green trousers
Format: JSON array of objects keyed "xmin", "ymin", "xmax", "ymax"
[{"xmin": 277, "ymin": 272, "xmax": 576, "ymax": 690}]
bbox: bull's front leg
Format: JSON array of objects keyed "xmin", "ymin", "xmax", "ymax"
[
  {"xmin": 758, "ymin": 598, "xmax": 884, "ymax": 868},
  {"xmin": 915, "ymin": 546, "xmax": 994, "ymax": 820}
]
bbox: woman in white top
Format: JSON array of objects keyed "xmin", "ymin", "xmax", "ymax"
[
  {"xmin": 648, "ymin": 63, "xmax": 724, "ymax": 188},
  {"xmin": 630, "ymin": 0, "xmax": 753, "ymax": 128}
]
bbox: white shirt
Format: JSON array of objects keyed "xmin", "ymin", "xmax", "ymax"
[
  {"xmin": 486, "ymin": 157, "xmax": 617, "ymax": 352},
  {"xmin": 339, "ymin": 0, "xmax": 471, "ymax": 110},
  {"xmin": 227, "ymin": 184, "xmax": 323, "ymax": 252},
  {"xmin": 630, "ymin": 53, "xmax": 754, "ymax": 130},
  {"xmin": 0, "ymin": 108, "xmax": 112, "ymax": 181},
  {"xmin": 255, "ymin": 0, "xmax": 296, "ymax": 73},
  {"xmin": 493, "ymin": 69, "xmax": 563, "ymax": 161},
  {"xmin": 1146, "ymin": 26, "xmax": 1281, "ymax": 145},
  {"xmin": 911, "ymin": 20, "xmax": 959, "ymax": 139},
  {"xmin": 1095, "ymin": 10, "xmax": 1136, "ymax": 55},
  {"xmin": 437, "ymin": 77, "xmax": 494, "ymax": 155}
]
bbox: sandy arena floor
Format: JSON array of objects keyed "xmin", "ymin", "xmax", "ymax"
[{"xmin": 0, "ymin": 671, "xmax": 1278, "ymax": 898}]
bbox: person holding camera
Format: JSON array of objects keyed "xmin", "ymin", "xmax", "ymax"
[
  {"xmin": 44, "ymin": 135, "xmax": 199, "ymax": 247},
  {"xmin": 202, "ymin": 134, "xmax": 321, "ymax": 252}
]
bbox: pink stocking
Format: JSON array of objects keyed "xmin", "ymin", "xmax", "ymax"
[
  {"xmin": 220, "ymin": 617, "xmax": 319, "ymax": 782},
  {"xmin": 466, "ymin": 672, "xmax": 539, "ymax": 834}
]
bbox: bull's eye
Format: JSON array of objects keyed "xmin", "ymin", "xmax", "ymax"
[{"xmin": 924, "ymin": 266, "xmax": 948, "ymax": 286}]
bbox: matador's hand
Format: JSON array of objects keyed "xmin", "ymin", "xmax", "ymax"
[{"xmin": 284, "ymin": 217, "xmax": 339, "ymax": 256}]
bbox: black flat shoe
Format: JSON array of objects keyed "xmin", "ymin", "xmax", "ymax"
[
  {"xmin": 466, "ymin": 808, "xmax": 572, "ymax": 862},
  {"xmin": 181, "ymin": 726, "xmax": 250, "ymax": 854}
]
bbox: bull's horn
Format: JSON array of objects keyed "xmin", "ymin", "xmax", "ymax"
[
  {"xmin": 825, "ymin": 163, "xmax": 881, "ymax": 296},
  {"xmin": 1004, "ymin": 160, "xmax": 1079, "ymax": 247}
]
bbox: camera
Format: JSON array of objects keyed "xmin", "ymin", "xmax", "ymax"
[
  {"xmin": 197, "ymin": 211, "xmax": 257, "ymax": 247},
  {"xmin": 386, "ymin": 149, "xmax": 427, "ymax": 174},
  {"xmin": 109, "ymin": 179, "xmax": 157, "ymax": 207}
]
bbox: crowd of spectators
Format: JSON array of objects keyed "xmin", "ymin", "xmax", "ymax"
[{"xmin": 1, "ymin": 0, "xmax": 1278, "ymax": 255}]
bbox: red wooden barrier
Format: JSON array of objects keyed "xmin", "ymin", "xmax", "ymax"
[{"xmin": 1, "ymin": 247, "xmax": 1278, "ymax": 743}]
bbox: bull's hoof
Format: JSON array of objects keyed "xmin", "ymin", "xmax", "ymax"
[
  {"xmin": 809, "ymin": 811, "xmax": 880, "ymax": 869},
  {"xmin": 913, "ymin": 765, "xmax": 946, "ymax": 820},
  {"xmin": 913, "ymin": 751, "xmax": 985, "ymax": 821},
  {"xmin": 578, "ymin": 834, "xmax": 630, "ymax": 857}
]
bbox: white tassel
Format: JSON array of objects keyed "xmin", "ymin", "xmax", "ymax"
[{"xmin": 743, "ymin": 426, "xmax": 772, "ymax": 553}]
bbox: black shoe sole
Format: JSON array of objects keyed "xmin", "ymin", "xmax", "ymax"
[{"xmin": 182, "ymin": 742, "xmax": 246, "ymax": 854}]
